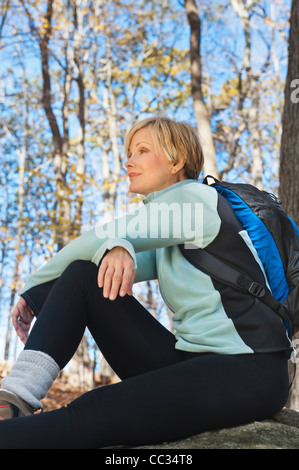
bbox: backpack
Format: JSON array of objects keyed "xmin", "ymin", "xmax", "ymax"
[{"xmin": 179, "ymin": 176, "xmax": 299, "ymax": 339}]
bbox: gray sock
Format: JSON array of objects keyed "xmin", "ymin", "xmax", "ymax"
[{"xmin": 1, "ymin": 350, "xmax": 60, "ymax": 409}]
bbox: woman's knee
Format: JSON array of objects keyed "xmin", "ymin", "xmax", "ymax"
[{"xmin": 62, "ymin": 260, "xmax": 98, "ymax": 282}]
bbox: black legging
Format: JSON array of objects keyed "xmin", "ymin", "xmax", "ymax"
[{"xmin": 0, "ymin": 260, "xmax": 290, "ymax": 449}]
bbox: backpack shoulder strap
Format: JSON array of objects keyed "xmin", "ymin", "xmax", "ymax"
[
  {"xmin": 178, "ymin": 245, "xmax": 290, "ymax": 325},
  {"xmin": 189, "ymin": 176, "xmax": 293, "ymax": 327}
]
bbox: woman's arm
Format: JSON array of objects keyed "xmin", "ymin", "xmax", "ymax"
[
  {"xmin": 19, "ymin": 182, "xmax": 219, "ymax": 296},
  {"xmin": 98, "ymin": 246, "xmax": 136, "ymax": 300}
]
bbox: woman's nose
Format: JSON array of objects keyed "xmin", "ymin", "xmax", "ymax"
[{"xmin": 125, "ymin": 157, "xmax": 134, "ymax": 168}]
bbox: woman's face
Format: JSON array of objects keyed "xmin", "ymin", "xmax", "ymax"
[{"xmin": 125, "ymin": 128, "xmax": 185, "ymax": 196}]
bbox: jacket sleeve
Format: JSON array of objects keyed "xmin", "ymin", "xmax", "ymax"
[
  {"xmin": 19, "ymin": 230, "xmax": 138, "ymax": 295},
  {"xmin": 19, "ymin": 182, "xmax": 220, "ymax": 297},
  {"xmin": 21, "ymin": 250, "xmax": 157, "ymax": 316},
  {"xmin": 21, "ymin": 280, "xmax": 57, "ymax": 316}
]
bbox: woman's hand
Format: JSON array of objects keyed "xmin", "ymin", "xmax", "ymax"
[
  {"xmin": 98, "ymin": 246, "xmax": 136, "ymax": 301},
  {"xmin": 12, "ymin": 297, "xmax": 35, "ymax": 344}
]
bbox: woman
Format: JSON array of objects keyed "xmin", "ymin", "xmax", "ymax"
[{"xmin": 0, "ymin": 116, "xmax": 291, "ymax": 449}]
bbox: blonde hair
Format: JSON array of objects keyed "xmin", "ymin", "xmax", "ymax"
[{"xmin": 124, "ymin": 116, "xmax": 204, "ymax": 180}]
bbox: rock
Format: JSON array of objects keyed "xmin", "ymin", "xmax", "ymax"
[{"xmin": 134, "ymin": 408, "xmax": 299, "ymax": 449}]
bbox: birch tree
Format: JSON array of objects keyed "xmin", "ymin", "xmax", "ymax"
[
  {"xmin": 230, "ymin": 0, "xmax": 263, "ymax": 189},
  {"xmin": 184, "ymin": 0, "xmax": 219, "ymax": 178},
  {"xmin": 2, "ymin": 52, "xmax": 29, "ymax": 360},
  {"xmin": 20, "ymin": 0, "xmax": 92, "ymax": 387}
]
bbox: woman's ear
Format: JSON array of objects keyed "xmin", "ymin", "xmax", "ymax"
[{"xmin": 172, "ymin": 158, "xmax": 186, "ymax": 174}]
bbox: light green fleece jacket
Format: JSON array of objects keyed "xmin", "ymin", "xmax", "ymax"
[{"xmin": 20, "ymin": 179, "xmax": 253, "ymax": 355}]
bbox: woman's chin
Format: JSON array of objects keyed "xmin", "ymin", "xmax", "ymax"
[{"xmin": 129, "ymin": 183, "xmax": 143, "ymax": 195}]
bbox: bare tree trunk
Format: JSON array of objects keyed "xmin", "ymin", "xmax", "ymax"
[
  {"xmin": 22, "ymin": 0, "xmax": 92, "ymax": 388},
  {"xmin": 280, "ymin": 0, "xmax": 299, "ymax": 223},
  {"xmin": 88, "ymin": 42, "xmax": 127, "ymax": 384},
  {"xmin": 231, "ymin": 0, "xmax": 263, "ymax": 189},
  {"xmin": 38, "ymin": 0, "xmax": 71, "ymax": 250},
  {"xmin": 72, "ymin": 0, "xmax": 86, "ymax": 238},
  {"xmin": 67, "ymin": 0, "xmax": 94, "ymax": 389},
  {"xmin": 67, "ymin": 337, "xmax": 95, "ymax": 390},
  {"xmin": 247, "ymin": 74, "xmax": 263, "ymax": 188},
  {"xmin": 184, "ymin": 0, "xmax": 218, "ymax": 178},
  {"xmin": 279, "ymin": 0, "xmax": 299, "ymax": 411},
  {"xmin": 3, "ymin": 54, "xmax": 28, "ymax": 359},
  {"xmin": 0, "ymin": 0, "xmax": 10, "ymax": 39}
]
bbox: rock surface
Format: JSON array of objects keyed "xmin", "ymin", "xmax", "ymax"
[{"xmin": 135, "ymin": 408, "xmax": 299, "ymax": 449}]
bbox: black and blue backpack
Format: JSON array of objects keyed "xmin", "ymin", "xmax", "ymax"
[{"xmin": 179, "ymin": 176, "xmax": 299, "ymax": 340}]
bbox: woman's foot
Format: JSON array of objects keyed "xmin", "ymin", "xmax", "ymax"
[{"xmin": 0, "ymin": 390, "xmax": 35, "ymax": 421}]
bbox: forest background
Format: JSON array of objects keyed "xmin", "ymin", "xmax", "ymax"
[{"xmin": 1, "ymin": 0, "xmax": 299, "ymax": 408}]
